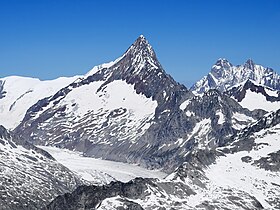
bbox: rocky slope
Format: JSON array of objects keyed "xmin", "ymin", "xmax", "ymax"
[
  {"xmin": 45, "ymin": 109, "xmax": 280, "ymax": 210},
  {"xmin": 191, "ymin": 58, "xmax": 280, "ymax": 95},
  {"xmin": 45, "ymin": 176, "xmax": 262, "ymax": 210},
  {"xmin": 0, "ymin": 125, "xmax": 84, "ymax": 210}
]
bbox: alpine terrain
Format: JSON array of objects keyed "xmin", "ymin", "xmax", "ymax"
[
  {"xmin": 0, "ymin": 76, "xmax": 78, "ymax": 129},
  {"xmin": 0, "ymin": 35, "xmax": 279, "ymax": 209},
  {"xmin": 0, "ymin": 125, "xmax": 84, "ymax": 210},
  {"xmin": 191, "ymin": 58, "xmax": 280, "ymax": 112}
]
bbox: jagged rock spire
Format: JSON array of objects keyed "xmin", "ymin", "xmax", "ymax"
[{"xmin": 244, "ymin": 58, "xmax": 255, "ymax": 69}]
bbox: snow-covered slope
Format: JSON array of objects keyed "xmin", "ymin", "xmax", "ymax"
[
  {"xmin": 40, "ymin": 146, "xmax": 166, "ymax": 184},
  {"xmin": 50, "ymin": 109, "xmax": 279, "ymax": 210},
  {"xmin": 176, "ymin": 89, "xmax": 261, "ymax": 149},
  {"xmin": 0, "ymin": 125, "xmax": 83, "ymax": 210},
  {"xmin": 0, "ymin": 76, "xmax": 79, "ymax": 129},
  {"xmin": 191, "ymin": 58, "xmax": 280, "ymax": 95},
  {"xmin": 226, "ymin": 79, "xmax": 280, "ymax": 112},
  {"xmin": 168, "ymin": 109, "xmax": 280, "ymax": 209},
  {"xmin": 205, "ymin": 109, "xmax": 280, "ymax": 209}
]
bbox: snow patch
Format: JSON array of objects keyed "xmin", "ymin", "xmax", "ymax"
[
  {"xmin": 216, "ymin": 110, "xmax": 225, "ymax": 124},
  {"xmin": 179, "ymin": 99, "xmax": 191, "ymax": 111},
  {"xmin": 240, "ymin": 90, "xmax": 280, "ymax": 112}
]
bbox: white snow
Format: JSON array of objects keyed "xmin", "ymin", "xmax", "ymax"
[
  {"xmin": 180, "ymin": 118, "xmax": 212, "ymax": 149},
  {"xmin": 85, "ymin": 55, "xmax": 125, "ymax": 77},
  {"xmin": 265, "ymin": 88, "xmax": 279, "ymax": 97},
  {"xmin": 232, "ymin": 112, "xmax": 255, "ymax": 129},
  {"xmin": 53, "ymin": 80, "xmax": 158, "ymax": 143},
  {"xmin": 40, "ymin": 146, "xmax": 167, "ymax": 184},
  {"xmin": 179, "ymin": 99, "xmax": 191, "ymax": 111},
  {"xmin": 239, "ymin": 90, "xmax": 280, "ymax": 112},
  {"xmin": 62, "ymin": 80, "xmax": 157, "ymax": 119},
  {"xmin": 216, "ymin": 110, "xmax": 225, "ymax": 124},
  {"xmin": 205, "ymin": 124, "xmax": 280, "ymax": 209},
  {"xmin": 233, "ymin": 112, "xmax": 254, "ymax": 122},
  {"xmin": 192, "ymin": 59, "xmax": 280, "ymax": 98},
  {"xmin": 0, "ymin": 76, "xmax": 78, "ymax": 129},
  {"xmin": 0, "ymin": 132, "xmax": 83, "ymax": 207},
  {"xmin": 175, "ymin": 138, "xmax": 184, "ymax": 146},
  {"xmin": 97, "ymin": 196, "xmax": 125, "ymax": 209},
  {"xmin": 185, "ymin": 110, "xmax": 193, "ymax": 117}
]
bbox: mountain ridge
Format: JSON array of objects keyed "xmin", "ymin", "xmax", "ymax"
[{"xmin": 191, "ymin": 58, "xmax": 280, "ymax": 95}]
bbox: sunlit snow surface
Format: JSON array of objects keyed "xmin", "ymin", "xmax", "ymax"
[
  {"xmin": 239, "ymin": 90, "xmax": 280, "ymax": 112},
  {"xmin": 0, "ymin": 76, "xmax": 78, "ymax": 129},
  {"xmin": 205, "ymin": 124, "xmax": 280, "ymax": 209},
  {"xmin": 40, "ymin": 146, "xmax": 167, "ymax": 184}
]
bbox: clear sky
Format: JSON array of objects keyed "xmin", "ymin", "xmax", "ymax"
[{"xmin": 0, "ymin": 0, "xmax": 279, "ymax": 86}]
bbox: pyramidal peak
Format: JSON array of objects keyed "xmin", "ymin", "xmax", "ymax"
[
  {"xmin": 85, "ymin": 35, "xmax": 158, "ymax": 77},
  {"xmin": 125, "ymin": 35, "xmax": 156, "ymax": 59}
]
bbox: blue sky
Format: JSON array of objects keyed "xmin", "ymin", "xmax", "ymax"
[{"xmin": 0, "ymin": 0, "xmax": 279, "ymax": 86}]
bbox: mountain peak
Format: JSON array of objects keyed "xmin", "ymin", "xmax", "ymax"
[
  {"xmin": 134, "ymin": 34, "xmax": 149, "ymax": 46},
  {"xmin": 244, "ymin": 58, "xmax": 255, "ymax": 69},
  {"xmin": 213, "ymin": 58, "xmax": 232, "ymax": 68},
  {"xmin": 139, "ymin": 34, "xmax": 146, "ymax": 39},
  {"xmin": 126, "ymin": 35, "xmax": 156, "ymax": 59},
  {"xmin": 191, "ymin": 58, "xmax": 280, "ymax": 95}
]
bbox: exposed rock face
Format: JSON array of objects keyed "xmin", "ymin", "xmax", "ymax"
[
  {"xmin": 0, "ymin": 125, "xmax": 84, "ymax": 210},
  {"xmin": 191, "ymin": 58, "xmax": 280, "ymax": 95},
  {"xmin": 0, "ymin": 80, "xmax": 5, "ymax": 99},
  {"xmin": 227, "ymin": 80, "xmax": 280, "ymax": 103},
  {"xmin": 225, "ymin": 79, "xmax": 280, "ymax": 111},
  {"xmin": 44, "ymin": 177, "xmax": 195, "ymax": 210}
]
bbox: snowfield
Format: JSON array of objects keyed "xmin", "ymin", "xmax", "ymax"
[
  {"xmin": 0, "ymin": 76, "xmax": 79, "ymax": 129},
  {"xmin": 239, "ymin": 90, "xmax": 280, "ymax": 112},
  {"xmin": 205, "ymin": 123, "xmax": 280, "ymax": 209},
  {"xmin": 40, "ymin": 146, "xmax": 167, "ymax": 184}
]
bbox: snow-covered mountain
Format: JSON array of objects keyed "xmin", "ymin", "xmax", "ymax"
[
  {"xmin": 191, "ymin": 58, "xmax": 280, "ymax": 95},
  {"xmin": 1, "ymin": 35, "xmax": 279, "ymax": 209},
  {"xmin": 45, "ymin": 109, "xmax": 280, "ymax": 210},
  {"xmin": 14, "ymin": 36, "xmax": 190, "ymax": 170},
  {"xmin": 0, "ymin": 76, "xmax": 79, "ymax": 129},
  {"xmin": 0, "ymin": 125, "xmax": 84, "ymax": 210},
  {"xmin": 226, "ymin": 79, "xmax": 280, "ymax": 112},
  {"xmin": 14, "ymin": 36, "xmax": 262, "ymax": 173}
]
